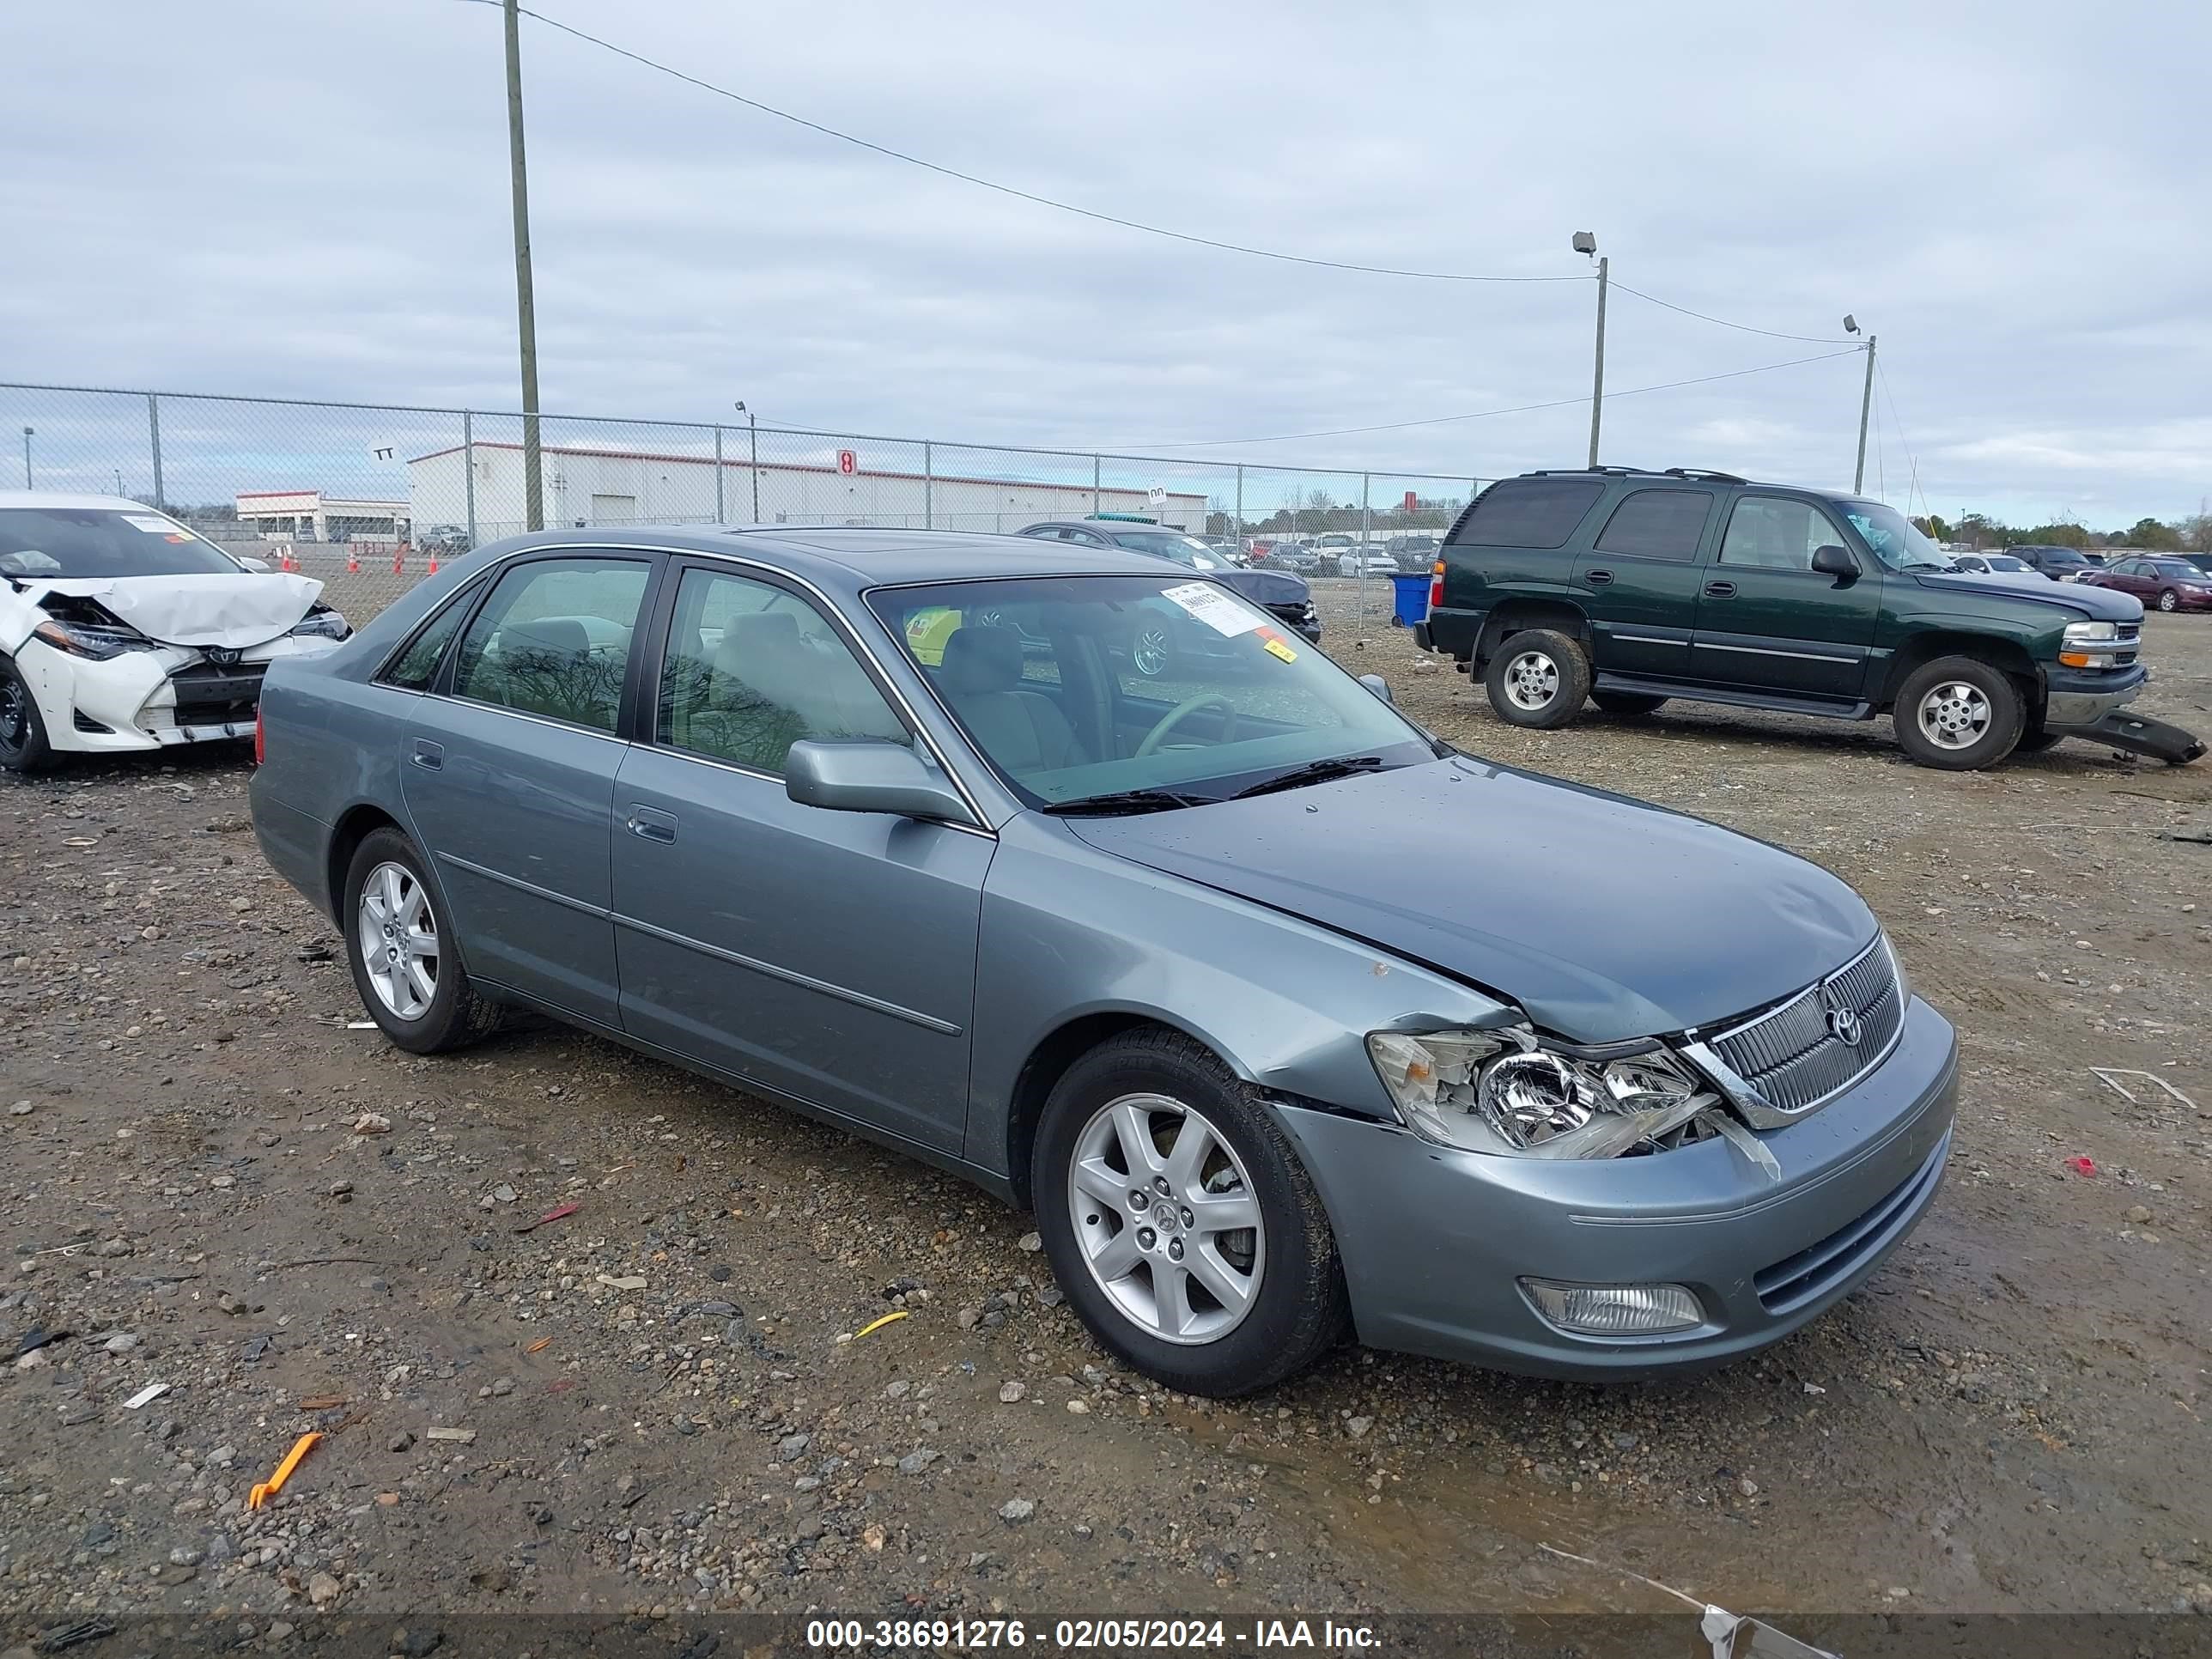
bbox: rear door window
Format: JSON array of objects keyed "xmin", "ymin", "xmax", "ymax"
[
  {"xmin": 1592, "ymin": 489, "xmax": 1714, "ymax": 561},
  {"xmin": 1449, "ymin": 478, "xmax": 1607, "ymax": 550},
  {"xmin": 450, "ymin": 556, "xmax": 652, "ymax": 732}
]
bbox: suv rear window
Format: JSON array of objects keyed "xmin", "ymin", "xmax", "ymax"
[
  {"xmin": 1593, "ymin": 489, "xmax": 1713, "ymax": 561},
  {"xmin": 1449, "ymin": 478, "xmax": 1606, "ymax": 550}
]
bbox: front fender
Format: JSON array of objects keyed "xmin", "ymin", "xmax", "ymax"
[{"xmin": 966, "ymin": 813, "xmax": 1510, "ymax": 1179}]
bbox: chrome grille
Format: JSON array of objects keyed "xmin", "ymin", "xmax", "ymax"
[{"xmin": 1706, "ymin": 937, "xmax": 1903, "ymax": 1116}]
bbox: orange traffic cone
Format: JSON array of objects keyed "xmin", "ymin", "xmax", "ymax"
[
  {"xmin": 427, "ymin": 551, "xmax": 441, "ymax": 574},
  {"xmin": 392, "ymin": 546, "xmax": 405, "ymax": 575},
  {"xmin": 346, "ymin": 547, "xmax": 361, "ymax": 574}
]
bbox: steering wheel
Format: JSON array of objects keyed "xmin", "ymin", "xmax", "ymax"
[{"xmin": 1135, "ymin": 693, "xmax": 1239, "ymax": 758}]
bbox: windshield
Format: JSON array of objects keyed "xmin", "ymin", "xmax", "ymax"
[
  {"xmin": 1838, "ymin": 501, "xmax": 1951, "ymax": 571},
  {"xmin": 1985, "ymin": 555, "xmax": 2030, "ymax": 571},
  {"xmin": 0, "ymin": 507, "xmax": 243, "ymax": 580},
  {"xmin": 871, "ymin": 574, "xmax": 1434, "ymax": 810},
  {"xmin": 1108, "ymin": 530, "xmax": 1222, "ymax": 568}
]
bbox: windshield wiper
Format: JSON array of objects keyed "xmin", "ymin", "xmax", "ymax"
[
  {"xmin": 1040, "ymin": 787, "xmax": 1212, "ymax": 817},
  {"xmin": 1229, "ymin": 754, "xmax": 1389, "ymax": 799}
]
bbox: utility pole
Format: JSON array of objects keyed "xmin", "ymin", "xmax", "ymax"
[
  {"xmin": 20, "ymin": 427, "xmax": 31, "ymax": 489},
  {"xmin": 503, "ymin": 0, "xmax": 544, "ymax": 532},
  {"xmin": 1587, "ymin": 255, "xmax": 1608, "ymax": 469},
  {"xmin": 1853, "ymin": 334, "xmax": 1877, "ymax": 494}
]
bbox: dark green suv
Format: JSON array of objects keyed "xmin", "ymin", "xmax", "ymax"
[{"xmin": 1415, "ymin": 467, "xmax": 2203, "ymax": 770}]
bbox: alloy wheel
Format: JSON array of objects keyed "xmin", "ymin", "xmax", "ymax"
[
  {"xmin": 1501, "ymin": 649, "xmax": 1560, "ymax": 712},
  {"xmin": 1131, "ymin": 623, "xmax": 1174, "ymax": 678},
  {"xmin": 1917, "ymin": 680, "xmax": 1992, "ymax": 750},
  {"xmin": 1066, "ymin": 1093, "xmax": 1265, "ymax": 1345},
  {"xmin": 2160, "ymin": 591, "xmax": 2179, "ymax": 611},
  {"xmin": 356, "ymin": 860, "xmax": 440, "ymax": 1020}
]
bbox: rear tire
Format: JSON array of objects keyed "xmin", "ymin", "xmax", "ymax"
[
  {"xmin": 0, "ymin": 656, "xmax": 57, "ymax": 775},
  {"xmin": 1894, "ymin": 657, "xmax": 2025, "ymax": 770},
  {"xmin": 1032, "ymin": 1030, "xmax": 1348, "ymax": 1397},
  {"xmin": 343, "ymin": 828, "xmax": 503, "ymax": 1054},
  {"xmin": 1591, "ymin": 690, "xmax": 1668, "ymax": 716},
  {"xmin": 1484, "ymin": 629, "xmax": 1590, "ymax": 729}
]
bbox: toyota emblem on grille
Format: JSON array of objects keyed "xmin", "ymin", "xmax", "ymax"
[
  {"xmin": 1820, "ymin": 980, "xmax": 1862, "ymax": 1047},
  {"xmin": 205, "ymin": 647, "xmax": 242, "ymax": 666}
]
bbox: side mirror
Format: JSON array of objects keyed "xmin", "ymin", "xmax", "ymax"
[
  {"xmin": 1358, "ymin": 673, "xmax": 1395, "ymax": 704},
  {"xmin": 785, "ymin": 739, "xmax": 971, "ymax": 823},
  {"xmin": 1811, "ymin": 544, "xmax": 1862, "ymax": 580},
  {"xmin": 237, "ymin": 556, "xmax": 273, "ymax": 573}
]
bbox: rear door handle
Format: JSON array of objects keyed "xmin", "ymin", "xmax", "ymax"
[
  {"xmin": 1583, "ymin": 569, "xmax": 1614, "ymax": 586},
  {"xmin": 410, "ymin": 739, "xmax": 443, "ymax": 770},
  {"xmin": 1703, "ymin": 580, "xmax": 1737, "ymax": 599},
  {"xmin": 626, "ymin": 805, "xmax": 678, "ymax": 844}
]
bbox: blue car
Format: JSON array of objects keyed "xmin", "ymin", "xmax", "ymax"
[{"xmin": 249, "ymin": 526, "xmax": 1956, "ymax": 1395}]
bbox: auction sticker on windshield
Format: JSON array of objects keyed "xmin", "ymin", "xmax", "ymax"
[
  {"xmin": 122, "ymin": 514, "xmax": 179, "ymax": 533},
  {"xmin": 1160, "ymin": 580, "xmax": 1260, "ymax": 637}
]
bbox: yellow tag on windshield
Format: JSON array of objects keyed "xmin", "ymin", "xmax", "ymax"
[{"xmin": 1262, "ymin": 637, "xmax": 1297, "ymax": 664}]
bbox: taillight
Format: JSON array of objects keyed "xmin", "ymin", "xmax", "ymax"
[
  {"xmin": 1429, "ymin": 559, "xmax": 1445, "ymax": 611},
  {"xmin": 253, "ymin": 705, "xmax": 265, "ymax": 765}
]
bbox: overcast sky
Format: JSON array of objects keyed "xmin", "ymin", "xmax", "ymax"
[{"xmin": 3, "ymin": 0, "xmax": 2205, "ymax": 526}]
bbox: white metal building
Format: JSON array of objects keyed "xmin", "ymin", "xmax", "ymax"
[
  {"xmin": 405, "ymin": 441, "xmax": 1208, "ymax": 538},
  {"xmin": 234, "ymin": 489, "xmax": 410, "ymax": 542}
]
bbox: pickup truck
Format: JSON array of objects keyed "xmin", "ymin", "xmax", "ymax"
[{"xmin": 1413, "ymin": 467, "xmax": 2203, "ymax": 769}]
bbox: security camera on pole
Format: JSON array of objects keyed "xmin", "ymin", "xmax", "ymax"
[
  {"xmin": 1571, "ymin": 232, "xmax": 1607, "ymax": 468},
  {"xmin": 1844, "ymin": 315, "xmax": 1876, "ymax": 493}
]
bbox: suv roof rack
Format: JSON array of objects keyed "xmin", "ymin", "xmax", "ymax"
[
  {"xmin": 1527, "ymin": 465, "xmax": 1650, "ymax": 477},
  {"xmin": 1662, "ymin": 467, "xmax": 1748, "ymax": 483}
]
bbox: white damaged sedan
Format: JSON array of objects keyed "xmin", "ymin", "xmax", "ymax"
[{"xmin": 0, "ymin": 493, "xmax": 351, "ymax": 773}]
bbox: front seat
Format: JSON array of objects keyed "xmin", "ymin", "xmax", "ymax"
[{"xmin": 938, "ymin": 624, "xmax": 1079, "ymax": 776}]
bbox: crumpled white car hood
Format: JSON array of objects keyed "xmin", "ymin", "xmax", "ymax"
[{"xmin": 28, "ymin": 573, "xmax": 325, "ymax": 648}]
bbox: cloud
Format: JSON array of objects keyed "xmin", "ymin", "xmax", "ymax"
[{"xmin": 0, "ymin": 0, "xmax": 2205, "ymax": 526}]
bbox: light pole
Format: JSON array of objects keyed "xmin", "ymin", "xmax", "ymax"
[
  {"xmin": 1573, "ymin": 232, "xmax": 1607, "ymax": 468},
  {"xmin": 1844, "ymin": 314, "xmax": 1876, "ymax": 493},
  {"xmin": 20, "ymin": 428, "xmax": 31, "ymax": 489},
  {"xmin": 734, "ymin": 402, "xmax": 758, "ymax": 522},
  {"xmin": 503, "ymin": 0, "xmax": 544, "ymax": 532}
]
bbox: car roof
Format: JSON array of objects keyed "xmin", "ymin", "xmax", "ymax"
[
  {"xmin": 1502, "ymin": 466, "xmax": 1864, "ymax": 500},
  {"xmin": 474, "ymin": 524, "xmax": 1176, "ymax": 592},
  {"xmin": 0, "ymin": 490, "xmax": 172, "ymax": 514}
]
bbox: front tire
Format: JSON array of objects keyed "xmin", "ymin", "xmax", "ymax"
[
  {"xmin": 1484, "ymin": 628, "xmax": 1590, "ymax": 729},
  {"xmin": 1032, "ymin": 1030, "xmax": 1347, "ymax": 1396},
  {"xmin": 343, "ymin": 828, "xmax": 502, "ymax": 1054},
  {"xmin": 2158, "ymin": 589, "xmax": 2180, "ymax": 612},
  {"xmin": 0, "ymin": 657, "xmax": 57, "ymax": 775},
  {"xmin": 1894, "ymin": 657, "xmax": 2025, "ymax": 770}
]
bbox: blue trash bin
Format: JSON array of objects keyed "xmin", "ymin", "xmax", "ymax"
[{"xmin": 1389, "ymin": 571, "xmax": 1431, "ymax": 628}]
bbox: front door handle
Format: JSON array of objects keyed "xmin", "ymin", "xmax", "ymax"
[
  {"xmin": 410, "ymin": 738, "xmax": 443, "ymax": 770},
  {"xmin": 626, "ymin": 805, "xmax": 678, "ymax": 844},
  {"xmin": 1583, "ymin": 568, "xmax": 1615, "ymax": 586},
  {"xmin": 1703, "ymin": 580, "xmax": 1737, "ymax": 599}
]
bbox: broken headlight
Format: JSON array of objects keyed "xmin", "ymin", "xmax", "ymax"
[
  {"xmin": 1365, "ymin": 1027, "xmax": 1720, "ymax": 1159},
  {"xmin": 290, "ymin": 607, "xmax": 351, "ymax": 641}
]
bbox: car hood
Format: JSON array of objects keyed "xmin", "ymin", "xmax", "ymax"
[
  {"xmin": 1061, "ymin": 756, "xmax": 1875, "ymax": 1043},
  {"xmin": 27, "ymin": 573, "xmax": 325, "ymax": 648},
  {"xmin": 1212, "ymin": 568, "xmax": 1311, "ymax": 607},
  {"xmin": 1911, "ymin": 570, "xmax": 2141, "ymax": 620}
]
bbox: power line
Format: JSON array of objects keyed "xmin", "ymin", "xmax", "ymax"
[
  {"xmin": 1875, "ymin": 358, "xmax": 1929, "ymax": 520},
  {"xmin": 1609, "ymin": 281, "xmax": 1856, "ymax": 345},
  {"xmin": 1112, "ymin": 348, "xmax": 1863, "ymax": 451},
  {"xmin": 455, "ymin": 0, "xmax": 1583, "ymax": 285}
]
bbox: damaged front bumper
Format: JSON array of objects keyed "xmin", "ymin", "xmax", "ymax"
[
  {"xmin": 15, "ymin": 635, "xmax": 337, "ymax": 756},
  {"xmin": 1271, "ymin": 994, "xmax": 1958, "ymax": 1380}
]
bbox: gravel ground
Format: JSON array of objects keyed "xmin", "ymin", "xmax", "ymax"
[{"xmin": 2, "ymin": 591, "xmax": 2209, "ymax": 1640}]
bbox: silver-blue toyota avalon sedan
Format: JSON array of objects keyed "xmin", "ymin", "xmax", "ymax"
[{"xmin": 248, "ymin": 527, "xmax": 1957, "ymax": 1396}]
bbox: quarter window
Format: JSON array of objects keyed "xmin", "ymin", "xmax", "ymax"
[
  {"xmin": 1592, "ymin": 489, "xmax": 1714, "ymax": 561},
  {"xmin": 378, "ymin": 589, "xmax": 474, "ymax": 690},
  {"xmin": 449, "ymin": 557, "xmax": 651, "ymax": 732},
  {"xmin": 657, "ymin": 568, "xmax": 906, "ymax": 774},
  {"xmin": 1449, "ymin": 478, "xmax": 1607, "ymax": 550},
  {"xmin": 1717, "ymin": 498, "xmax": 1850, "ymax": 572}
]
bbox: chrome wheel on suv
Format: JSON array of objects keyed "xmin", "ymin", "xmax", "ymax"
[
  {"xmin": 1893, "ymin": 656, "xmax": 2025, "ymax": 770},
  {"xmin": 1067, "ymin": 1093, "xmax": 1264, "ymax": 1345},
  {"xmin": 1482, "ymin": 627, "xmax": 1591, "ymax": 730},
  {"xmin": 1501, "ymin": 650, "xmax": 1559, "ymax": 710},
  {"xmin": 1914, "ymin": 679, "xmax": 1992, "ymax": 752}
]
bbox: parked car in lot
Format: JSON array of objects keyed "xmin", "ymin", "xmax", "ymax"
[
  {"xmin": 416, "ymin": 524, "xmax": 474, "ymax": 558},
  {"xmin": 1416, "ymin": 467, "xmax": 2203, "ymax": 769},
  {"xmin": 1387, "ymin": 533, "xmax": 1442, "ymax": 572},
  {"xmin": 2078, "ymin": 554, "xmax": 2212, "ymax": 613},
  {"xmin": 1335, "ymin": 549, "xmax": 1396, "ymax": 578},
  {"xmin": 251, "ymin": 524, "xmax": 1959, "ymax": 1394},
  {"xmin": 2013, "ymin": 544, "xmax": 2099, "ymax": 582},
  {"xmin": 1948, "ymin": 552, "xmax": 2039, "ymax": 578},
  {"xmin": 1017, "ymin": 520, "xmax": 1319, "ymax": 673},
  {"xmin": 0, "ymin": 491, "xmax": 351, "ymax": 773}
]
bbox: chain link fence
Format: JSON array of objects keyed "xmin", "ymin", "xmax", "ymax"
[{"xmin": 0, "ymin": 381, "xmax": 1484, "ymax": 641}]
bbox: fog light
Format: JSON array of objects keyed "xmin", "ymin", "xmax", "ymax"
[{"xmin": 1522, "ymin": 1279, "xmax": 1704, "ymax": 1336}]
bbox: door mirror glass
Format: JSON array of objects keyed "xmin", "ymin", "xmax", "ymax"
[
  {"xmin": 785, "ymin": 739, "xmax": 971, "ymax": 823},
  {"xmin": 1810, "ymin": 544, "xmax": 1862, "ymax": 580},
  {"xmin": 1358, "ymin": 673, "xmax": 1395, "ymax": 704}
]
